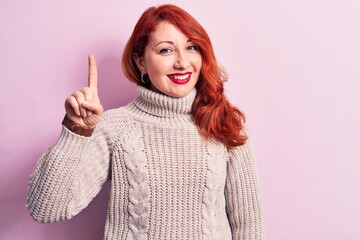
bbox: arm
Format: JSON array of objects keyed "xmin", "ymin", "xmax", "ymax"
[
  {"xmin": 27, "ymin": 54, "xmax": 110, "ymax": 223},
  {"xmin": 225, "ymin": 140, "xmax": 265, "ymax": 239},
  {"xmin": 27, "ymin": 118, "xmax": 112, "ymax": 223}
]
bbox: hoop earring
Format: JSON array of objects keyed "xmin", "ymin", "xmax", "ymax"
[{"xmin": 141, "ymin": 73, "xmax": 149, "ymax": 83}]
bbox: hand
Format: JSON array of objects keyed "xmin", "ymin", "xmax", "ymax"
[{"xmin": 65, "ymin": 54, "xmax": 103, "ymax": 128}]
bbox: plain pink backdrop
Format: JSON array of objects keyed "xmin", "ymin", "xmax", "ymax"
[{"xmin": 1, "ymin": 0, "xmax": 359, "ymax": 239}]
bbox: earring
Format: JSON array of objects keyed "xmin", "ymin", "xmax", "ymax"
[{"xmin": 141, "ymin": 73, "xmax": 149, "ymax": 83}]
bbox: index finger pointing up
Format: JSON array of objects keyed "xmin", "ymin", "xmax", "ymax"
[{"xmin": 88, "ymin": 54, "xmax": 98, "ymax": 88}]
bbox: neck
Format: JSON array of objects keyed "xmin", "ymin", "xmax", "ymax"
[{"xmin": 131, "ymin": 85, "xmax": 197, "ymax": 118}]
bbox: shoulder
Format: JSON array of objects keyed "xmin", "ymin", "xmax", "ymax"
[
  {"xmin": 101, "ymin": 105, "xmax": 132, "ymax": 123},
  {"xmin": 94, "ymin": 105, "xmax": 135, "ymax": 136},
  {"xmin": 228, "ymin": 139, "xmax": 255, "ymax": 162}
]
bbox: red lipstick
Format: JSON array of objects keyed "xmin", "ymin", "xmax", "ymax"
[{"xmin": 167, "ymin": 72, "xmax": 192, "ymax": 85}]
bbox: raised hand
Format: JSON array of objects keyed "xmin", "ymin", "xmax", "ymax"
[{"xmin": 65, "ymin": 54, "xmax": 103, "ymax": 128}]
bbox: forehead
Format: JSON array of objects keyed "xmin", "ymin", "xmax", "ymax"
[{"xmin": 149, "ymin": 21, "xmax": 189, "ymax": 43}]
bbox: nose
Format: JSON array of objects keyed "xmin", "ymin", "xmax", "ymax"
[{"xmin": 174, "ymin": 51, "xmax": 190, "ymax": 69}]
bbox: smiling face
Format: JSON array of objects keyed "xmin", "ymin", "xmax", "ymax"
[{"xmin": 134, "ymin": 21, "xmax": 202, "ymax": 98}]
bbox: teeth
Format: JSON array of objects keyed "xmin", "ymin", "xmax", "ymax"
[{"xmin": 172, "ymin": 74, "xmax": 190, "ymax": 80}]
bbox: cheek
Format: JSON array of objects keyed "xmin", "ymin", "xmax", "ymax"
[
  {"xmin": 194, "ymin": 55, "xmax": 202, "ymax": 70},
  {"xmin": 146, "ymin": 57, "xmax": 171, "ymax": 75},
  {"xmin": 194, "ymin": 57, "xmax": 202, "ymax": 81}
]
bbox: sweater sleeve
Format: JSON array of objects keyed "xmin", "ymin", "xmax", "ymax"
[
  {"xmin": 27, "ymin": 116, "xmax": 113, "ymax": 223},
  {"xmin": 225, "ymin": 140, "xmax": 265, "ymax": 240}
]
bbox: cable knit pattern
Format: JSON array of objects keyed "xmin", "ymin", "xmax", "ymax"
[
  {"xmin": 27, "ymin": 85, "xmax": 264, "ymax": 240},
  {"xmin": 123, "ymin": 126, "xmax": 150, "ymax": 240},
  {"xmin": 202, "ymin": 142, "xmax": 227, "ymax": 240}
]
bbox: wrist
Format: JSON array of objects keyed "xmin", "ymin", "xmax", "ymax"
[{"xmin": 62, "ymin": 115, "xmax": 94, "ymax": 137}]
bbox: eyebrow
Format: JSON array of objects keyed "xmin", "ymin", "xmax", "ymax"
[{"xmin": 154, "ymin": 39, "xmax": 193, "ymax": 47}]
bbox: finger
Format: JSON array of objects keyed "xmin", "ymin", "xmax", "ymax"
[
  {"xmin": 80, "ymin": 87, "xmax": 96, "ymax": 116},
  {"xmin": 73, "ymin": 91, "xmax": 87, "ymax": 117},
  {"xmin": 88, "ymin": 54, "xmax": 98, "ymax": 89},
  {"xmin": 66, "ymin": 96, "xmax": 81, "ymax": 116},
  {"xmin": 82, "ymin": 101, "xmax": 103, "ymax": 115},
  {"xmin": 80, "ymin": 87, "xmax": 93, "ymax": 101}
]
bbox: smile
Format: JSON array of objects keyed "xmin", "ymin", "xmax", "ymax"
[{"xmin": 167, "ymin": 72, "xmax": 192, "ymax": 85}]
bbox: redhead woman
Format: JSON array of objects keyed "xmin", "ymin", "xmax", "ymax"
[{"xmin": 27, "ymin": 4, "xmax": 264, "ymax": 240}]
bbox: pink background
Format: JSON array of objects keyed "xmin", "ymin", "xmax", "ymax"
[{"xmin": 1, "ymin": 0, "xmax": 359, "ymax": 239}]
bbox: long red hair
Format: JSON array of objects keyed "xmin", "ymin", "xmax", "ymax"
[{"xmin": 122, "ymin": 4, "xmax": 247, "ymax": 148}]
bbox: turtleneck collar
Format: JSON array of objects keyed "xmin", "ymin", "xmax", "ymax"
[{"xmin": 133, "ymin": 85, "xmax": 197, "ymax": 118}]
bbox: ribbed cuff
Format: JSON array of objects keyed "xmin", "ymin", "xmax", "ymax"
[
  {"xmin": 54, "ymin": 126, "xmax": 92, "ymax": 157},
  {"xmin": 62, "ymin": 115, "xmax": 94, "ymax": 137}
]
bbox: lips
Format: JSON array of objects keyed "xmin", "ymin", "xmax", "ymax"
[{"xmin": 167, "ymin": 72, "xmax": 192, "ymax": 85}]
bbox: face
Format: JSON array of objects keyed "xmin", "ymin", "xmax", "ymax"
[{"xmin": 134, "ymin": 21, "xmax": 202, "ymax": 98}]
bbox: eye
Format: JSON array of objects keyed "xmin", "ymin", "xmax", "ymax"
[
  {"xmin": 187, "ymin": 45, "xmax": 199, "ymax": 51},
  {"xmin": 159, "ymin": 48, "xmax": 173, "ymax": 54}
]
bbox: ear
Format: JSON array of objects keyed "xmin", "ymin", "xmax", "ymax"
[{"xmin": 133, "ymin": 53, "xmax": 146, "ymax": 73}]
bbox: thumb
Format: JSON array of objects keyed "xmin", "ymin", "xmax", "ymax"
[{"xmin": 82, "ymin": 101, "xmax": 103, "ymax": 115}]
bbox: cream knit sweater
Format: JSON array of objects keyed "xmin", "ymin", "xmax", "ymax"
[{"xmin": 27, "ymin": 85, "xmax": 264, "ymax": 240}]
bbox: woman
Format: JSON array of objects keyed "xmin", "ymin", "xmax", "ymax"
[{"xmin": 27, "ymin": 4, "xmax": 264, "ymax": 240}]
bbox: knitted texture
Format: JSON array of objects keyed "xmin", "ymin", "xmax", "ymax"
[{"xmin": 27, "ymin": 85, "xmax": 264, "ymax": 240}]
